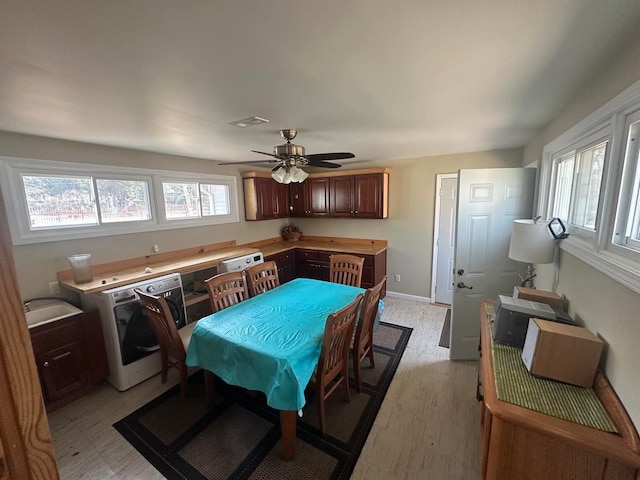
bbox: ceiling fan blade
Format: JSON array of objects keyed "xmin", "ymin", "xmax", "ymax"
[
  {"xmin": 251, "ymin": 150, "xmax": 280, "ymax": 159},
  {"xmin": 305, "ymin": 152, "xmax": 355, "ymax": 162},
  {"xmin": 271, "ymin": 164, "xmax": 283, "ymax": 172},
  {"xmin": 306, "ymin": 160, "xmax": 342, "ymax": 168},
  {"xmin": 217, "ymin": 159, "xmax": 278, "ymax": 165}
]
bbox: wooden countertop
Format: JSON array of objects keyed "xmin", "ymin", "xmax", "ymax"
[
  {"xmin": 58, "ymin": 241, "xmax": 260, "ymax": 294},
  {"xmin": 59, "ymin": 236, "xmax": 387, "ymax": 295},
  {"xmin": 253, "ymin": 236, "xmax": 388, "ymax": 257}
]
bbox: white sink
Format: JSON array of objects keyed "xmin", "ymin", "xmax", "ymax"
[{"xmin": 25, "ymin": 300, "xmax": 83, "ymax": 328}]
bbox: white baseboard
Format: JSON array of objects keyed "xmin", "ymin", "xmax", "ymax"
[{"xmin": 385, "ymin": 290, "xmax": 431, "ymax": 303}]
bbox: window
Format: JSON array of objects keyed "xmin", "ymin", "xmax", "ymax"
[
  {"xmin": 551, "ymin": 152, "xmax": 574, "ymax": 222},
  {"xmin": 20, "ymin": 174, "xmax": 153, "ymax": 229},
  {"xmin": 22, "ymin": 174, "xmax": 98, "ymax": 228},
  {"xmin": 612, "ymin": 110, "xmax": 640, "ymax": 255},
  {"xmin": 162, "ymin": 182, "xmax": 200, "ymax": 219},
  {"xmin": 200, "ymin": 183, "xmax": 230, "ymax": 216},
  {"xmin": 96, "ymin": 178, "xmax": 151, "ymax": 223},
  {"xmin": 549, "ymin": 140, "xmax": 607, "ymax": 233},
  {"xmin": 538, "ymin": 80, "xmax": 640, "ymax": 294},
  {"xmin": 0, "ymin": 157, "xmax": 239, "ymax": 244},
  {"xmin": 160, "ymin": 181, "xmax": 230, "ymax": 220}
]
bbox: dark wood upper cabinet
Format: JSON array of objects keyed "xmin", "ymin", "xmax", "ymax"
[
  {"xmin": 354, "ymin": 173, "xmax": 385, "ymax": 218},
  {"xmin": 243, "ymin": 175, "xmax": 290, "ymax": 220},
  {"xmin": 307, "ymin": 178, "xmax": 331, "ymax": 216},
  {"xmin": 243, "ymin": 169, "xmax": 388, "ymax": 221},
  {"xmin": 331, "ymin": 173, "xmax": 388, "ymax": 218},
  {"xmin": 289, "ymin": 178, "xmax": 330, "ymax": 217},
  {"xmin": 289, "ymin": 182, "xmax": 306, "ymax": 217},
  {"xmin": 330, "ymin": 176, "xmax": 355, "ymax": 217}
]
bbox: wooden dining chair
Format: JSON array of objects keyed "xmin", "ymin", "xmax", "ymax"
[
  {"xmin": 329, "ymin": 254, "xmax": 365, "ymax": 287},
  {"xmin": 135, "ymin": 288, "xmax": 196, "ymax": 399},
  {"xmin": 204, "ymin": 271, "xmax": 249, "ymax": 313},
  {"xmin": 245, "ymin": 261, "xmax": 280, "ymax": 296},
  {"xmin": 351, "ymin": 275, "xmax": 387, "ymax": 391},
  {"xmin": 312, "ymin": 293, "xmax": 363, "ymax": 435}
]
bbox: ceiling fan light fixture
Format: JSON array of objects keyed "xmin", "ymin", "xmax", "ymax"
[
  {"xmin": 290, "ymin": 165, "xmax": 309, "ymax": 183},
  {"xmin": 274, "ymin": 142, "xmax": 305, "ymax": 157},
  {"xmin": 271, "ymin": 168, "xmax": 287, "ymax": 183},
  {"xmin": 271, "ymin": 165, "xmax": 309, "ymax": 184}
]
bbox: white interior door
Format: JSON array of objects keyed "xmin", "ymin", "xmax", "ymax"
[
  {"xmin": 433, "ymin": 175, "xmax": 457, "ymax": 304},
  {"xmin": 449, "ymin": 167, "xmax": 535, "ymax": 360}
]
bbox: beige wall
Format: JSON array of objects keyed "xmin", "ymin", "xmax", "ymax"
[
  {"xmin": 0, "ymin": 131, "xmax": 286, "ymax": 301},
  {"xmin": 295, "ymin": 150, "xmax": 524, "ymax": 297},
  {"xmin": 523, "ymin": 34, "xmax": 640, "ymax": 429},
  {"xmin": 1, "ymin": 131, "xmax": 522, "ymax": 304}
]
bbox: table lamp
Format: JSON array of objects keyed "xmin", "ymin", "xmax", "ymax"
[{"xmin": 508, "ymin": 219, "xmax": 556, "ymax": 288}]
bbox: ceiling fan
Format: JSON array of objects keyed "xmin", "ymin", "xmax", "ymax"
[{"xmin": 218, "ymin": 129, "xmax": 355, "ymax": 183}]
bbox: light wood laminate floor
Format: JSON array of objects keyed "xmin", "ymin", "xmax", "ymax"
[{"xmin": 48, "ymin": 297, "xmax": 481, "ymax": 479}]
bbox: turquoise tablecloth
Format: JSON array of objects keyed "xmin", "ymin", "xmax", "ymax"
[{"xmin": 186, "ymin": 278, "xmax": 383, "ymax": 411}]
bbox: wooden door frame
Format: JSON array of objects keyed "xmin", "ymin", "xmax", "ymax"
[
  {"xmin": 0, "ymin": 191, "xmax": 58, "ymax": 479},
  {"xmin": 430, "ymin": 173, "xmax": 458, "ymax": 304}
]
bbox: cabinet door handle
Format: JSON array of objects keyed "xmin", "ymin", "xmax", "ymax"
[
  {"xmin": 355, "ymin": 210, "xmax": 358, "ymax": 214},
  {"xmin": 43, "ymin": 362, "xmax": 49, "ymax": 367}
]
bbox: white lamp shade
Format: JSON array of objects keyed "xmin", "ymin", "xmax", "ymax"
[
  {"xmin": 508, "ymin": 219, "xmax": 556, "ymax": 264},
  {"xmin": 291, "ymin": 167, "xmax": 309, "ymax": 182},
  {"xmin": 271, "ymin": 168, "xmax": 285, "ymax": 183}
]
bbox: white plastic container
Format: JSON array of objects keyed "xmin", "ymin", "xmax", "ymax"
[{"xmin": 68, "ymin": 253, "xmax": 93, "ymax": 283}]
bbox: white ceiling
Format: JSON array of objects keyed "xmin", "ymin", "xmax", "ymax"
[{"xmin": 1, "ymin": 1, "xmax": 640, "ymax": 167}]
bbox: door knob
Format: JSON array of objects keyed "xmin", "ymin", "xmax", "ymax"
[{"xmin": 457, "ymin": 282, "xmax": 473, "ymax": 289}]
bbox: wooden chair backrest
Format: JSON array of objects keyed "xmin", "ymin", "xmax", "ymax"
[
  {"xmin": 204, "ymin": 271, "xmax": 249, "ymax": 313},
  {"xmin": 354, "ymin": 275, "xmax": 387, "ymax": 354},
  {"xmin": 246, "ymin": 261, "xmax": 280, "ymax": 296},
  {"xmin": 329, "ymin": 254, "xmax": 365, "ymax": 287},
  {"xmin": 318, "ymin": 294, "xmax": 363, "ymax": 385},
  {"xmin": 135, "ymin": 288, "xmax": 185, "ymax": 361}
]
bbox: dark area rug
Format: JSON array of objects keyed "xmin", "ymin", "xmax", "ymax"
[
  {"xmin": 438, "ymin": 308, "xmax": 451, "ymax": 348},
  {"xmin": 114, "ymin": 321, "xmax": 412, "ymax": 480}
]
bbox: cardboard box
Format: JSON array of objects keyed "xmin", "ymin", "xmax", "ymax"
[
  {"xmin": 521, "ymin": 318, "xmax": 603, "ymax": 387},
  {"xmin": 514, "ymin": 286, "xmax": 564, "ymax": 311}
]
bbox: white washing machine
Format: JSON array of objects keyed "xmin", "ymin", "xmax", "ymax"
[
  {"xmin": 219, "ymin": 252, "xmax": 264, "ymax": 272},
  {"xmin": 82, "ymin": 273, "xmax": 186, "ymax": 391}
]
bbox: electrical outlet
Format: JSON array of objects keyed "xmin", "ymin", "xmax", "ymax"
[
  {"xmin": 151, "ymin": 244, "xmax": 160, "ymax": 253},
  {"xmin": 48, "ymin": 281, "xmax": 60, "ymax": 294},
  {"xmin": 394, "ymin": 274, "xmax": 401, "ymax": 282}
]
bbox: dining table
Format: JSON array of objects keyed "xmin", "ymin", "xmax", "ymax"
[{"xmin": 185, "ymin": 277, "xmax": 383, "ymax": 460}]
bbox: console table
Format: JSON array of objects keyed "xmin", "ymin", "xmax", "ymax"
[{"xmin": 479, "ymin": 300, "xmax": 640, "ymax": 480}]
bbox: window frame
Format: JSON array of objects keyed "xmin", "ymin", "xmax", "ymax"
[
  {"xmin": 154, "ymin": 174, "xmax": 236, "ymax": 225},
  {"xmin": 546, "ymin": 131, "xmax": 611, "ymax": 242},
  {"xmin": 611, "ymin": 109, "xmax": 640, "ymax": 257},
  {"xmin": 537, "ymin": 80, "xmax": 640, "ymax": 294},
  {"xmin": 0, "ymin": 157, "xmax": 239, "ymax": 245},
  {"xmin": 94, "ymin": 174, "xmax": 155, "ymax": 225}
]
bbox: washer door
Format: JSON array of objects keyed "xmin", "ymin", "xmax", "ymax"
[{"xmin": 114, "ymin": 289, "xmax": 185, "ymax": 366}]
